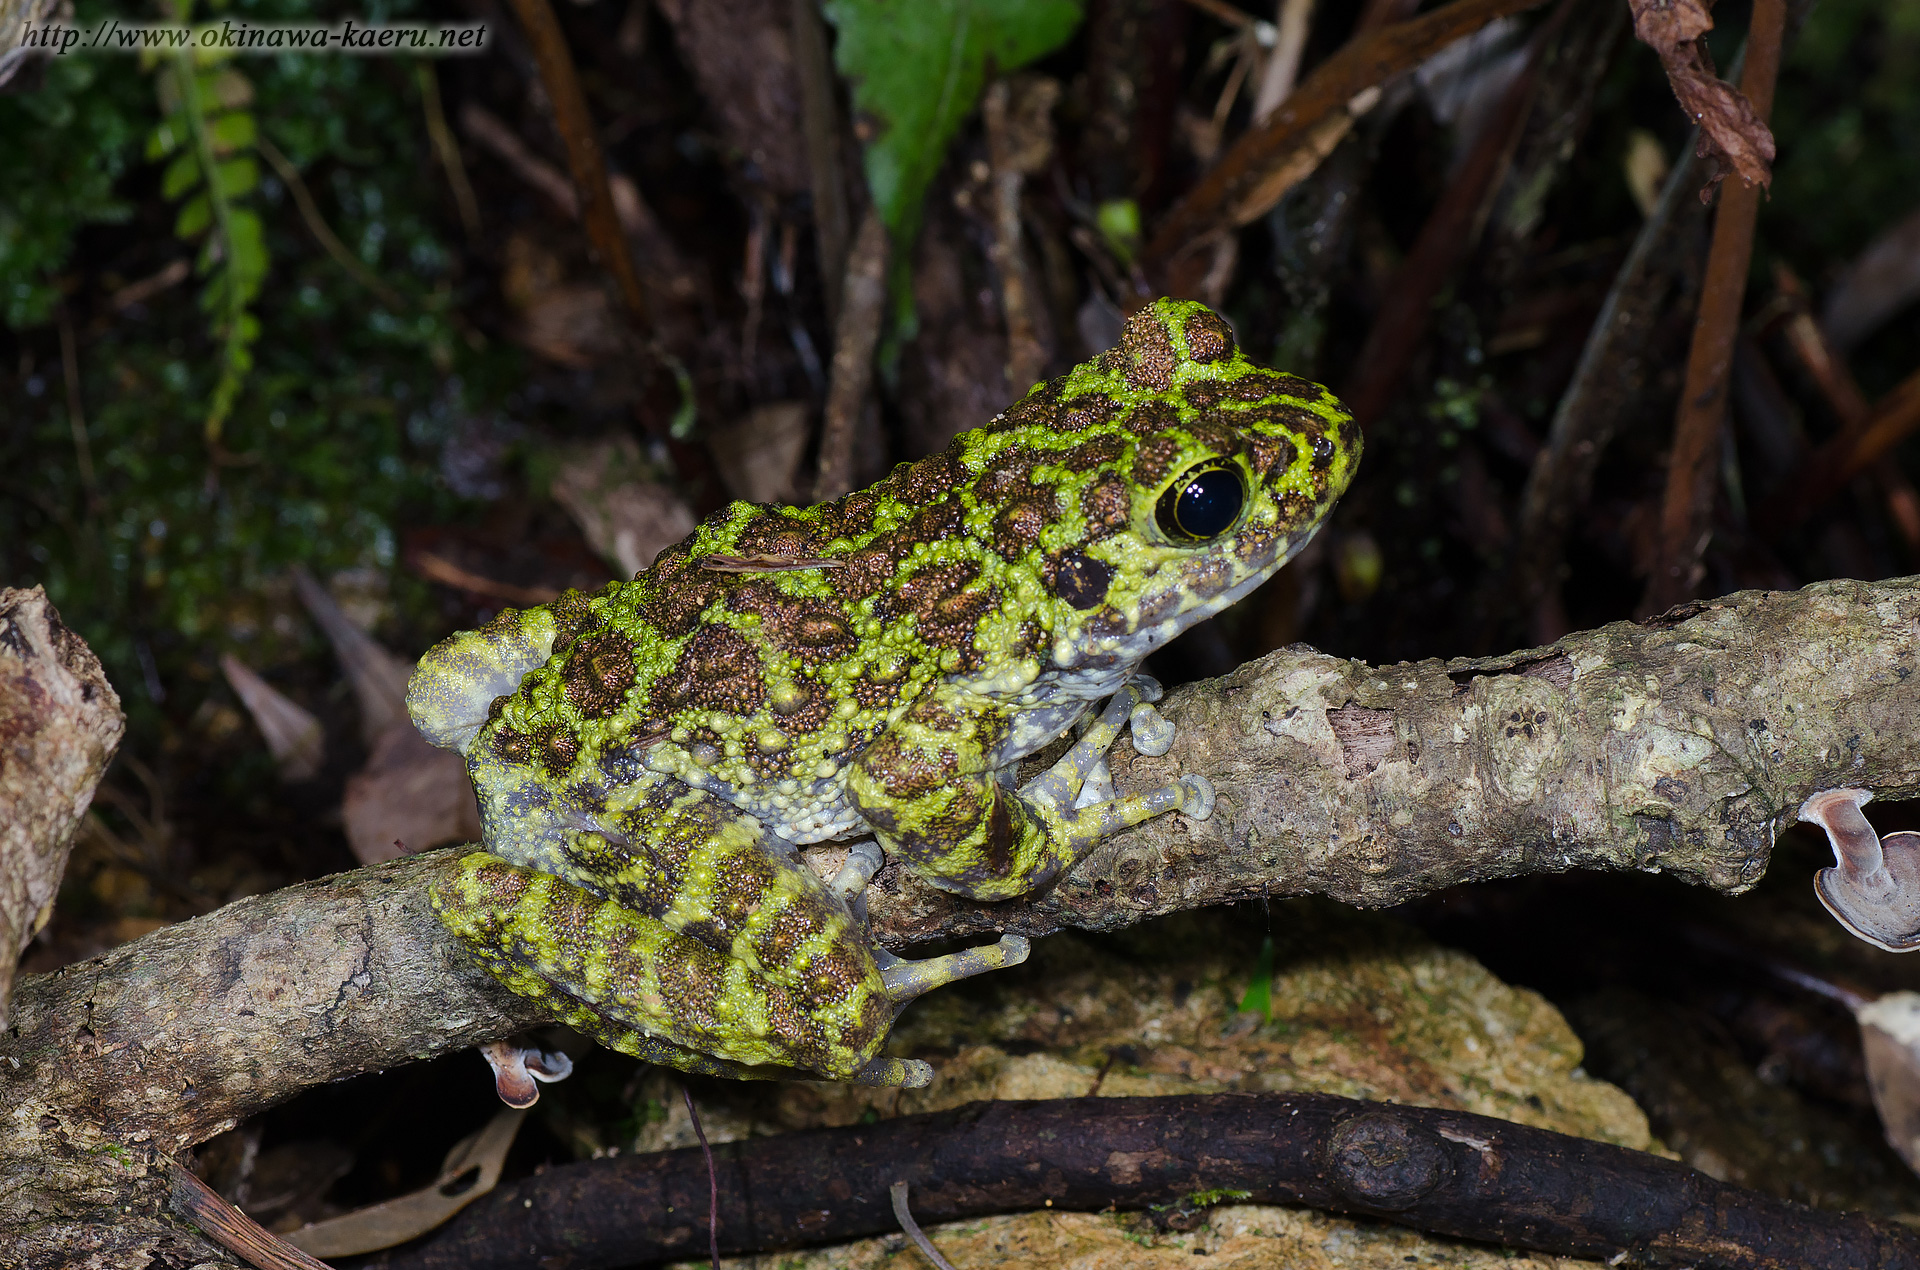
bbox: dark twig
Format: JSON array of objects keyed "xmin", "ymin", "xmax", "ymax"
[
  {"xmin": 1756, "ymin": 267, "xmax": 1920, "ymax": 555},
  {"xmin": 169, "ymin": 1162, "xmax": 333, "ymax": 1270},
  {"xmin": 1759, "ymin": 368, "xmax": 1920, "ymax": 539},
  {"xmin": 1340, "ymin": 0, "xmax": 1571, "ymax": 433},
  {"xmin": 1639, "ymin": 0, "xmax": 1787, "ymax": 616},
  {"xmin": 256, "ymin": 135, "xmax": 408, "ymax": 312},
  {"xmin": 1502, "ymin": 128, "xmax": 1713, "ymax": 628},
  {"xmin": 1141, "ymin": 0, "xmax": 1549, "ymax": 273},
  {"xmin": 387, "ymin": 1094, "xmax": 1920, "ymax": 1269},
  {"xmin": 681, "ymin": 1086, "xmax": 720, "ymax": 1270},
  {"xmin": 791, "ymin": 0, "xmax": 850, "ymax": 328},
  {"xmin": 502, "ymin": 0, "xmax": 649, "ymax": 330}
]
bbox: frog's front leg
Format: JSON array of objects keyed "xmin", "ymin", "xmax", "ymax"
[{"xmin": 847, "ymin": 681, "xmax": 1213, "ymax": 902}]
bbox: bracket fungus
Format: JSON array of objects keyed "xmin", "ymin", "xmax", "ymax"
[{"xmin": 1801, "ymin": 788, "xmax": 1920, "ymax": 953}]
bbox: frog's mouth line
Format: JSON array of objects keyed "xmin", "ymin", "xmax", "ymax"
[{"xmin": 1079, "ymin": 516, "xmax": 1325, "ymax": 658}]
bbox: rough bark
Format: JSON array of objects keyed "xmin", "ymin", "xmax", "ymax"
[
  {"xmin": 387, "ymin": 1093, "xmax": 1920, "ymax": 1270},
  {"xmin": 0, "ymin": 586, "xmax": 123, "ymax": 1026},
  {"xmin": 4, "ymin": 576, "xmax": 1918, "ymax": 1264}
]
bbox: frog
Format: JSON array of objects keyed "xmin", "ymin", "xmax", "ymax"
[{"xmin": 407, "ymin": 298, "xmax": 1360, "ymax": 1089}]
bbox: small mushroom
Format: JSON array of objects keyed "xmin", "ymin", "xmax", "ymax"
[
  {"xmin": 1801, "ymin": 788, "xmax": 1920, "ymax": 953},
  {"xmin": 480, "ymin": 1040, "xmax": 574, "ymax": 1108}
]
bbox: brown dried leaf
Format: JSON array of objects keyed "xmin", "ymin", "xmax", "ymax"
[{"xmin": 1628, "ymin": 0, "xmax": 1775, "ymax": 194}]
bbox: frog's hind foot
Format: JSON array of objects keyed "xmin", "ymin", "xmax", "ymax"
[
  {"xmin": 878, "ymin": 933, "xmax": 1030, "ymax": 1007},
  {"xmin": 848, "ymin": 1054, "xmax": 935, "ymax": 1088}
]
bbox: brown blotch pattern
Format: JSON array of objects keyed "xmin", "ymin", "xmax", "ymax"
[
  {"xmin": 547, "ymin": 588, "xmax": 599, "ymax": 651},
  {"xmin": 492, "ymin": 725, "xmax": 533, "ymax": 763},
  {"xmin": 1122, "ymin": 400, "xmax": 1179, "ymax": 438},
  {"xmin": 991, "ymin": 377, "xmax": 1065, "ymax": 431},
  {"xmin": 895, "ymin": 451, "xmax": 968, "ymax": 504},
  {"xmin": 563, "ymin": 629, "xmax": 638, "ymax": 718},
  {"xmin": 1059, "ymin": 393, "xmax": 1121, "ymax": 432},
  {"xmin": 768, "ymin": 676, "xmax": 834, "ymax": 732},
  {"xmin": 992, "ymin": 493, "xmax": 1056, "ymax": 560},
  {"xmin": 899, "ymin": 563, "xmax": 992, "ymax": 661},
  {"xmin": 668, "ymin": 624, "xmax": 766, "ymax": 715},
  {"xmin": 1245, "ymin": 433, "xmax": 1299, "ymax": 478},
  {"xmin": 1057, "ymin": 433, "xmax": 1127, "ymax": 474},
  {"xmin": 539, "ymin": 725, "xmax": 582, "ymax": 776},
  {"xmin": 827, "ymin": 543, "xmax": 898, "ymax": 601},
  {"xmin": 1131, "ymin": 434, "xmax": 1183, "ymax": 488},
  {"xmin": 1183, "ymin": 309, "xmax": 1235, "ymax": 363},
  {"xmin": 1081, "ymin": 475, "xmax": 1132, "ymax": 537},
  {"xmin": 1119, "ymin": 310, "xmax": 1178, "ymax": 390}
]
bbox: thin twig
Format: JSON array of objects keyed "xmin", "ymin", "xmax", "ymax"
[
  {"xmin": 983, "ymin": 77, "xmax": 1059, "ymax": 401},
  {"xmin": 1758, "ymin": 368, "xmax": 1920, "ymax": 537},
  {"xmin": 256, "ymin": 135, "xmax": 408, "ymax": 311},
  {"xmin": 415, "ymin": 62, "xmax": 481, "ymax": 241},
  {"xmin": 1639, "ymin": 0, "xmax": 1787, "ymax": 615},
  {"xmin": 503, "ymin": 0, "xmax": 649, "ymax": 329},
  {"xmin": 682, "ymin": 1086, "xmax": 720, "ymax": 1270},
  {"xmin": 1764, "ymin": 264, "xmax": 1920, "ymax": 557},
  {"xmin": 1250, "ymin": 0, "xmax": 1315, "ymax": 123},
  {"xmin": 792, "ymin": 0, "xmax": 850, "ymax": 328},
  {"xmin": 56, "ymin": 308, "xmax": 98, "ymax": 509},
  {"xmin": 890, "ymin": 1181, "xmax": 960, "ymax": 1270},
  {"xmin": 1143, "ymin": 0, "xmax": 1549, "ymax": 271},
  {"xmin": 1341, "ymin": 0, "xmax": 1570, "ymax": 433}
]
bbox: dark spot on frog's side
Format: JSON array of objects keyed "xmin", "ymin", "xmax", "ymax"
[
  {"xmin": 562, "ymin": 629, "xmax": 637, "ymax": 718},
  {"xmin": 1045, "ymin": 547, "xmax": 1113, "ymax": 610},
  {"xmin": 673, "ymin": 624, "xmax": 766, "ymax": 714}
]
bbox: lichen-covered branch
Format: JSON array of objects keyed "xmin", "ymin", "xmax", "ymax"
[{"xmin": 3, "ymin": 576, "xmax": 1916, "ymax": 1265}]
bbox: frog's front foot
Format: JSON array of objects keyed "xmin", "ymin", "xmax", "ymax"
[{"xmin": 1022, "ymin": 679, "xmax": 1214, "ymax": 829}]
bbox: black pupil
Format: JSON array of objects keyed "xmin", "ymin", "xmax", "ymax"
[{"xmin": 1158, "ymin": 465, "xmax": 1244, "ymax": 541}]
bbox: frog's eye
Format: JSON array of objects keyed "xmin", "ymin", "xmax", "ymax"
[{"xmin": 1155, "ymin": 462, "xmax": 1245, "ymax": 543}]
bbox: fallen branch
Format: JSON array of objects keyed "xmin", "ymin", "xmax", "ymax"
[
  {"xmin": 386, "ymin": 1093, "xmax": 1920, "ymax": 1270},
  {"xmin": 5, "ymin": 575, "xmax": 1920, "ymax": 1262}
]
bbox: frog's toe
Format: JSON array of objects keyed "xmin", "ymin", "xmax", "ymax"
[
  {"xmin": 1179, "ymin": 774, "xmax": 1216, "ymax": 820},
  {"xmin": 1130, "ymin": 673, "xmax": 1165, "ymax": 704},
  {"xmin": 1129, "ymin": 700, "xmax": 1176, "ymax": 757},
  {"xmin": 849, "ymin": 1055, "xmax": 935, "ymax": 1088}
]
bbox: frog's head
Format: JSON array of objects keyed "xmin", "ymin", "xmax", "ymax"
[{"xmin": 957, "ymin": 298, "xmax": 1361, "ymax": 674}]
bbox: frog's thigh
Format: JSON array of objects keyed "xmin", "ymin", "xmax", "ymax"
[{"xmin": 432, "ymin": 853, "xmax": 893, "ymax": 1081}]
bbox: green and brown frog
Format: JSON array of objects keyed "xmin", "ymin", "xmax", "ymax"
[{"xmin": 408, "ymin": 299, "xmax": 1360, "ymax": 1088}]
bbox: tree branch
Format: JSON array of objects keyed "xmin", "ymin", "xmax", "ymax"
[
  {"xmin": 386, "ymin": 1093, "xmax": 1920, "ymax": 1270},
  {"xmin": 5, "ymin": 576, "xmax": 1918, "ymax": 1262}
]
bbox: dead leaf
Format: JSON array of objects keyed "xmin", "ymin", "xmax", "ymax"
[
  {"xmin": 1628, "ymin": 0, "xmax": 1775, "ymax": 195},
  {"xmin": 341, "ymin": 723, "xmax": 481, "ymax": 866},
  {"xmin": 219, "ymin": 654, "xmax": 325, "ymax": 783},
  {"xmin": 706, "ymin": 401, "xmax": 812, "ymax": 505},
  {"xmin": 280, "ymin": 1109, "xmax": 527, "ymax": 1257},
  {"xmin": 550, "ymin": 436, "xmax": 696, "ymax": 578}
]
